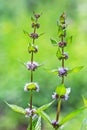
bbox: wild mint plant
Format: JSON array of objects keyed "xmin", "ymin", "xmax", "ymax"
[
  {"xmin": 6, "ymin": 12, "xmax": 87, "ymax": 130},
  {"xmin": 6, "ymin": 12, "xmax": 55, "ymax": 130},
  {"xmin": 50, "ymin": 12, "xmax": 86, "ymax": 130}
]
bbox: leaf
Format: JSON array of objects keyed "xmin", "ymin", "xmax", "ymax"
[
  {"xmin": 23, "ymin": 30, "xmax": 29, "ymax": 37},
  {"xmin": 51, "ymin": 69, "xmax": 58, "ymax": 75},
  {"xmin": 27, "ymin": 116, "xmax": 38, "ymax": 130},
  {"xmin": 28, "ymin": 45, "xmax": 36, "ymax": 53},
  {"xmin": 82, "ymin": 96, "xmax": 87, "ymax": 107},
  {"xmin": 56, "ymin": 84, "xmax": 66, "ymax": 96},
  {"xmin": 50, "ymin": 38, "xmax": 57, "ymax": 46},
  {"xmin": 59, "ymin": 106, "xmax": 86, "ymax": 126},
  {"xmin": 56, "ymin": 48, "xmax": 63, "ymax": 60},
  {"xmin": 58, "ymin": 25, "xmax": 64, "ymax": 37},
  {"xmin": 36, "ymin": 100, "xmax": 55, "ymax": 113},
  {"xmin": 38, "ymin": 111, "xmax": 51, "ymax": 125},
  {"xmin": 5, "ymin": 102, "xmax": 25, "ymax": 114},
  {"xmin": 39, "ymin": 33, "xmax": 45, "ymax": 37},
  {"xmin": 59, "ymin": 13, "xmax": 65, "ymax": 24},
  {"xmin": 31, "ymin": 17, "xmax": 36, "ymax": 22},
  {"xmin": 68, "ymin": 66, "xmax": 83, "ymax": 74},
  {"xmin": 66, "ymin": 36, "xmax": 72, "ymax": 44},
  {"xmin": 35, "ymin": 116, "xmax": 41, "ymax": 130}
]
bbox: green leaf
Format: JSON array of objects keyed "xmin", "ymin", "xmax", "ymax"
[
  {"xmin": 50, "ymin": 69, "xmax": 58, "ymax": 75},
  {"xmin": 36, "ymin": 100, "xmax": 55, "ymax": 113},
  {"xmin": 28, "ymin": 45, "xmax": 36, "ymax": 53},
  {"xmin": 68, "ymin": 66, "xmax": 83, "ymax": 74},
  {"xmin": 39, "ymin": 33, "xmax": 45, "ymax": 37},
  {"xmin": 59, "ymin": 106, "xmax": 86, "ymax": 126},
  {"xmin": 56, "ymin": 48, "xmax": 63, "ymax": 60},
  {"xmin": 66, "ymin": 36, "xmax": 72, "ymax": 44},
  {"xmin": 56, "ymin": 84, "xmax": 66, "ymax": 96},
  {"xmin": 6, "ymin": 102, "xmax": 25, "ymax": 114},
  {"xmin": 27, "ymin": 83, "xmax": 37, "ymax": 91},
  {"xmin": 35, "ymin": 116, "xmax": 41, "ymax": 130},
  {"xmin": 38, "ymin": 111, "xmax": 51, "ymax": 125},
  {"xmin": 31, "ymin": 17, "xmax": 36, "ymax": 22},
  {"xmin": 27, "ymin": 116, "xmax": 38, "ymax": 130},
  {"xmin": 58, "ymin": 25, "xmax": 65, "ymax": 37},
  {"xmin": 82, "ymin": 96, "xmax": 87, "ymax": 107},
  {"xmin": 59, "ymin": 13, "xmax": 65, "ymax": 24},
  {"xmin": 50, "ymin": 38, "xmax": 57, "ymax": 46},
  {"xmin": 23, "ymin": 30, "xmax": 29, "ymax": 37}
]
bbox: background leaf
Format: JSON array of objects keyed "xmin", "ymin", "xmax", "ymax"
[
  {"xmin": 59, "ymin": 106, "xmax": 86, "ymax": 126},
  {"xmin": 68, "ymin": 66, "xmax": 83, "ymax": 74},
  {"xmin": 50, "ymin": 38, "xmax": 57, "ymax": 46}
]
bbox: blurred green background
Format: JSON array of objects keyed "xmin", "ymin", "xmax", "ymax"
[{"xmin": 0, "ymin": 0, "xmax": 87, "ymax": 130}]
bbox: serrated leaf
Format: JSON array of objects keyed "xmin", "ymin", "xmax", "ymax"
[
  {"xmin": 59, "ymin": 106, "xmax": 86, "ymax": 126},
  {"xmin": 68, "ymin": 66, "xmax": 83, "ymax": 74},
  {"xmin": 6, "ymin": 102, "xmax": 25, "ymax": 114},
  {"xmin": 38, "ymin": 111, "xmax": 51, "ymax": 125},
  {"xmin": 36, "ymin": 100, "xmax": 55, "ymax": 113},
  {"xmin": 56, "ymin": 84, "xmax": 66, "ymax": 96},
  {"xmin": 82, "ymin": 96, "xmax": 87, "ymax": 107},
  {"xmin": 66, "ymin": 36, "xmax": 72, "ymax": 44},
  {"xmin": 35, "ymin": 116, "xmax": 41, "ymax": 130},
  {"xmin": 50, "ymin": 38, "xmax": 57, "ymax": 46}
]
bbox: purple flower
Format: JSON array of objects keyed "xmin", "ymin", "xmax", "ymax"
[
  {"xmin": 32, "ymin": 23, "xmax": 40, "ymax": 29},
  {"xmin": 34, "ymin": 14, "xmax": 40, "ymax": 19},
  {"xmin": 58, "ymin": 67, "xmax": 68, "ymax": 76},
  {"xmin": 25, "ymin": 61, "xmax": 38, "ymax": 71},
  {"xmin": 51, "ymin": 120, "xmax": 59, "ymax": 128},
  {"xmin": 63, "ymin": 52, "xmax": 68, "ymax": 60},
  {"xmin": 58, "ymin": 41, "xmax": 67, "ymax": 48},
  {"xmin": 25, "ymin": 108, "xmax": 37, "ymax": 118},
  {"xmin": 52, "ymin": 92, "xmax": 59, "ymax": 100},
  {"xmin": 30, "ymin": 33, "xmax": 38, "ymax": 39},
  {"xmin": 60, "ymin": 87, "xmax": 71, "ymax": 100}
]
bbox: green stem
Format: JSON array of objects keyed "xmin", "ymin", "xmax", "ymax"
[{"xmin": 56, "ymin": 99, "xmax": 61, "ymax": 122}]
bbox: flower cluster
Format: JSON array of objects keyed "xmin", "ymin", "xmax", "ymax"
[
  {"xmin": 25, "ymin": 61, "xmax": 39, "ymax": 71},
  {"xmin": 25, "ymin": 108, "xmax": 37, "ymax": 119},
  {"xmin": 58, "ymin": 67, "xmax": 68, "ymax": 77},
  {"xmin": 24, "ymin": 82, "xmax": 39, "ymax": 92},
  {"xmin": 52, "ymin": 87, "xmax": 71, "ymax": 100}
]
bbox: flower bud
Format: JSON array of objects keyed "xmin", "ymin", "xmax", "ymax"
[
  {"xmin": 34, "ymin": 14, "xmax": 40, "ymax": 19},
  {"xmin": 63, "ymin": 52, "xmax": 68, "ymax": 60},
  {"xmin": 58, "ymin": 41, "xmax": 67, "ymax": 48},
  {"xmin": 58, "ymin": 68, "xmax": 68, "ymax": 77},
  {"xmin": 25, "ymin": 108, "xmax": 37, "ymax": 118},
  {"xmin": 30, "ymin": 33, "xmax": 38, "ymax": 39},
  {"xmin": 52, "ymin": 92, "xmax": 59, "ymax": 100},
  {"xmin": 51, "ymin": 120, "xmax": 59, "ymax": 128},
  {"xmin": 26, "ymin": 61, "xmax": 38, "ymax": 71}
]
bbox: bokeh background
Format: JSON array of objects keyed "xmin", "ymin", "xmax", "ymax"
[{"xmin": 0, "ymin": 0, "xmax": 87, "ymax": 130}]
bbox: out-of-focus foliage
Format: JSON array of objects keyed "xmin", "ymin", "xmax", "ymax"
[{"xmin": 0, "ymin": 0, "xmax": 87, "ymax": 130}]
